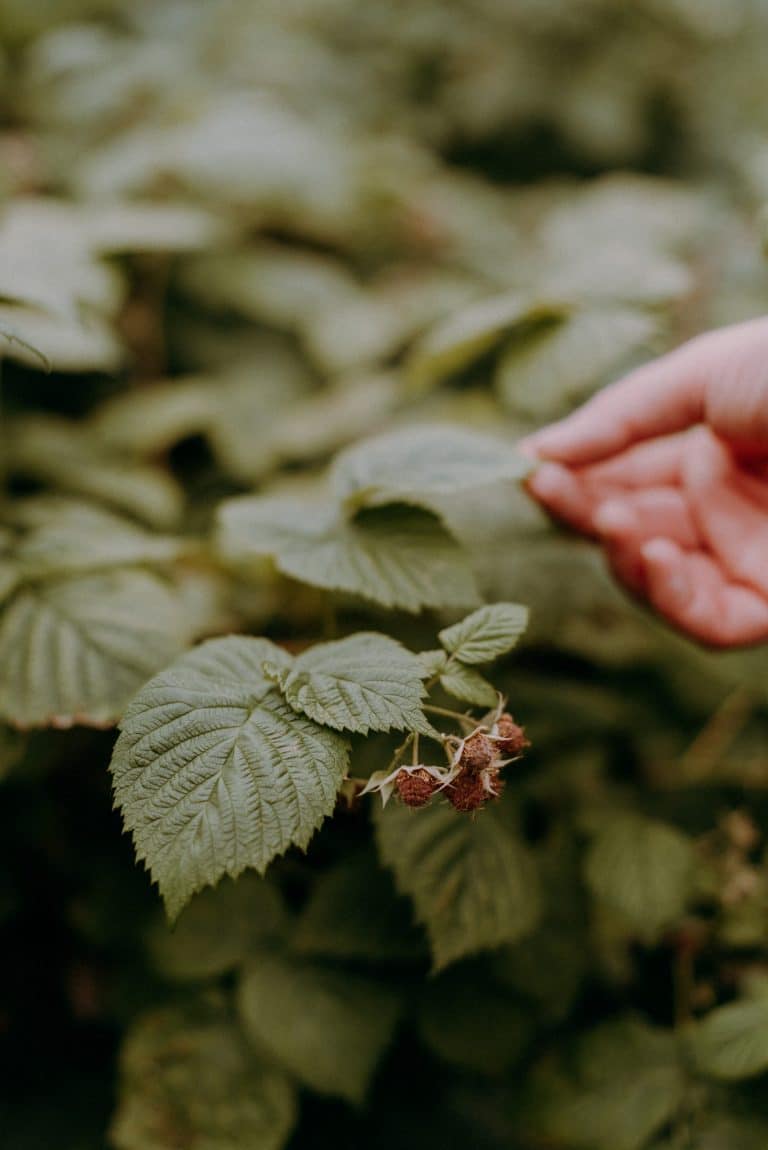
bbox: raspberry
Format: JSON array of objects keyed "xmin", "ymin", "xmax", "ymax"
[
  {"xmin": 494, "ymin": 714, "xmax": 529, "ymax": 757},
  {"xmin": 447, "ymin": 771, "xmax": 488, "ymax": 813},
  {"xmin": 395, "ymin": 768, "xmax": 437, "ymax": 808},
  {"xmin": 460, "ymin": 732, "xmax": 496, "ymax": 774}
]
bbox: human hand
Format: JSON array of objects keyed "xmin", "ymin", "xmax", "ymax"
[{"xmin": 523, "ymin": 317, "xmax": 768, "ymax": 647}]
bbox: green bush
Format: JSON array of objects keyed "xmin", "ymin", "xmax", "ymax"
[{"xmin": 3, "ymin": 2, "xmax": 768, "ymax": 1147}]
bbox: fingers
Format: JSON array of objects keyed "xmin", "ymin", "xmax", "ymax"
[
  {"xmin": 640, "ymin": 539, "xmax": 768, "ymax": 648},
  {"xmin": 526, "ymin": 462, "xmax": 596, "ymax": 534},
  {"xmin": 683, "ymin": 430, "xmax": 768, "ymax": 597},
  {"xmin": 522, "ymin": 339, "xmax": 706, "ymax": 465},
  {"xmin": 583, "ymin": 433, "xmax": 687, "ymax": 488}
]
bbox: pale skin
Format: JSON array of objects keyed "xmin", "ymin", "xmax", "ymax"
[{"xmin": 523, "ymin": 317, "xmax": 768, "ymax": 648}]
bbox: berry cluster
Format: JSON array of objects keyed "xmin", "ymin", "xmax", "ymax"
[{"xmin": 393, "ymin": 713, "xmax": 529, "ymax": 814}]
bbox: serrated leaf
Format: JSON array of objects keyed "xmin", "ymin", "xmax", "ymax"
[
  {"xmin": 332, "ymin": 424, "xmax": 531, "ymax": 512},
  {"xmin": 496, "ymin": 307, "xmax": 658, "ymax": 422},
  {"xmin": 687, "ymin": 997, "xmax": 768, "ymax": 1081},
  {"xmin": 440, "ymin": 663, "xmax": 498, "ymax": 707},
  {"xmin": 408, "ymin": 292, "xmax": 566, "ymax": 390},
  {"xmin": 376, "ymin": 801, "xmax": 540, "ymax": 969},
  {"xmin": 237, "ymin": 953, "xmax": 401, "ymax": 1103},
  {"xmin": 439, "ymin": 602, "xmax": 529, "ymax": 665},
  {"xmin": 111, "ymin": 1003, "xmax": 296, "ymax": 1150},
  {"xmin": 217, "ymin": 495, "xmax": 480, "ymax": 613},
  {"xmin": 111, "ymin": 636, "xmax": 349, "ymax": 919},
  {"xmin": 149, "ymin": 873, "xmax": 286, "ymax": 982},
  {"xmin": 291, "ymin": 851, "xmax": 425, "ymax": 962},
  {"xmin": 585, "ymin": 814, "xmax": 696, "ymax": 940},
  {"xmin": 0, "ymin": 570, "xmax": 190, "ymax": 729},
  {"xmin": 274, "ymin": 632, "xmax": 429, "ymax": 734}
]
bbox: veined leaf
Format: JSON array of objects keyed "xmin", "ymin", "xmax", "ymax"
[
  {"xmin": 376, "ymin": 800, "xmax": 540, "ymax": 969},
  {"xmin": 0, "ymin": 569, "xmax": 190, "ymax": 729},
  {"xmin": 496, "ymin": 307, "xmax": 658, "ymax": 422},
  {"xmin": 332, "ymin": 424, "xmax": 531, "ymax": 512},
  {"xmin": 439, "ymin": 662, "xmax": 498, "ymax": 707},
  {"xmin": 271, "ymin": 632, "xmax": 429, "ymax": 734},
  {"xmin": 111, "ymin": 636, "xmax": 349, "ymax": 919},
  {"xmin": 687, "ymin": 996, "xmax": 768, "ymax": 1081},
  {"xmin": 439, "ymin": 602, "xmax": 529, "ymax": 664},
  {"xmin": 238, "ymin": 952, "xmax": 401, "ymax": 1103},
  {"xmin": 111, "ymin": 1003, "xmax": 297, "ymax": 1150},
  {"xmin": 217, "ymin": 495, "xmax": 480, "ymax": 612},
  {"xmin": 585, "ymin": 813, "xmax": 696, "ymax": 940}
]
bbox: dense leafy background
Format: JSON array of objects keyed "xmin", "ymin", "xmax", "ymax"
[{"xmin": 3, "ymin": 1, "xmax": 768, "ymax": 1147}]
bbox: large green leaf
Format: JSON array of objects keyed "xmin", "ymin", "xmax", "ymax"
[
  {"xmin": 111, "ymin": 636, "xmax": 349, "ymax": 919},
  {"xmin": 271, "ymin": 632, "xmax": 429, "ymax": 734},
  {"xmin": 238, "ymin": 953, "xmax": 401, "ymax": 1103},
  {"xmin": 332, "ymin": 424, "xmax": 531, "ymax": 512},
  {"xmin": 111, "ymin": 1003, "xmax": 297, "ymax": 1150},
  {"xmin": 687, "ymin": 996, "xmax": 768, "ymax": 1081},
  {"xmin": 438, "ymin": 661, "xmax": 498, "ymax": 707},
  {"xmin": 0, "ymin": 569, "xmax": 190, "ymax": 728},
  {"xmin": 585, "ymin": 813, "xmax": 696, "ymax": 940},
  {"xmin": 217, "ymin": 495, "xmax": 480, "ymax": 612},
  {"xmin": 496, "ymin": 307, "xmax": 657, "ymax": 421},
  {"xmin": 438, "ymin": 602, "xmax": 529, "ymax": 665},
  {"xmin": 375, "ymin": 800, "xmax": 540, "ymax": 969}
]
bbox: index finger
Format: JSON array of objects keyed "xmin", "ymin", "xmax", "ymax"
[{"xmin": 523, "ymin": 341, "xmax": 706, "ymax": 466}]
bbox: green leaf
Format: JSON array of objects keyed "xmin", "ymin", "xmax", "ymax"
[
  {"xmin": 272, "ymin": 632, "xmax": 429, "ymax": 734},
  {"xmin": 11, "ymin": 500, "xmax": 185, "ymax": 580},
  {"xmin": 237, "ymin": 953, "xmax": 401, "ymax": 1103},
  {"xmin": 408, "ymin": 292, "xmax": 566, "ymax": 390},
  {"xmin": 8, "ymin": 415, "xmax": 184, "ymax": 528},
  {"xmin": 585, "ymin": 814, "xmax": 696, "ymax": 940},
  {"xmin": 439, "ymin": 602, "xmax": 529, "ymax": 665},
  {"xmin": 111, "ymin": 636, "xmax": 349, "ymax": 919},
  {"xmin": 217, "ymin": 495, "xmax": 480, "ymax": 613},
  {"xmin": 687, "ymin": 996, "xmax": 768, "ymax": 1081},
  {"xmin": 332, "ymin": 424, "xmax": 531, "ymax": 512},
  {"xmin": 376, "ymin": 801, "xmax": 540, "ymax": 969},
  {"xmin": 496, "ymin": 307, "xmax": 658, "ymax": 422},
  {"xmin": 439, "ymin": 662, "xmax": 498, "ymax": 707},
  {"xmin": 111, "ymin": 1003, "xmax": 297, "ymax": 1150},
  {"xmin": 0, "ymin": 570, "xmax": 190, "ymax": 729},
  {"xmin": 528, "ymin": 1017, "xmax": 686, "ymax": 1150},
  {"xmin": 418, "ymin": 966, "xmax": 534, "ymax": 1075},
  {"xmin": 149, "ymin": 873, "xmax": 286, "ymax": 982},
  {"xmin": 292, "ymin": 851, "xmax": 425, "ymax": 962}
]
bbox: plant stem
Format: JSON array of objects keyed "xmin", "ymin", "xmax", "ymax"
[{"xmin": 424, "ymin": 704, "xmax": 475, "ymax": 730}]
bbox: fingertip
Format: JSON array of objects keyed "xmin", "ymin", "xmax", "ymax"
[
  {"xmin": 641, "ymin": 538, "xmax": 692, "ymax": 607},
  {"xmin": 526, "ymin": 460, "xmax": 573, "ymax": 502},
  {"xmin": 593, "ymin": 499, "xmax": 638, "ymax": 539}
]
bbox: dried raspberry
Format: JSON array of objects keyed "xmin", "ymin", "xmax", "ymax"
[
  {"xmin": 447, "ymin": 771, "xmax": 488, "ymax": 813},
  {"xmin": 494, "ymin": 714, "xmax": 529, "ymax": 757},
  {"xmin": 460, "ymin": 732, "xmax": 496, "ymax": 774},
  {"xmin": 395, "ymin": 768, "xmax": 437, "ymax": 808}
]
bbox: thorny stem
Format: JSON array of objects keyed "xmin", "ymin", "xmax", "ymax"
[
  {"xmin": 411, "ymin": 732, "xmax": 420, "ymax": 766},
  {"xmin": 385, "ymin": 731, "xmax": 415, "ymax": 776}
]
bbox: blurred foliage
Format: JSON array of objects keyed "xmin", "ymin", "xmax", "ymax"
[{"xmin": 3, "ymin": 2, "xmax": 768, "ymax": 1149}]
